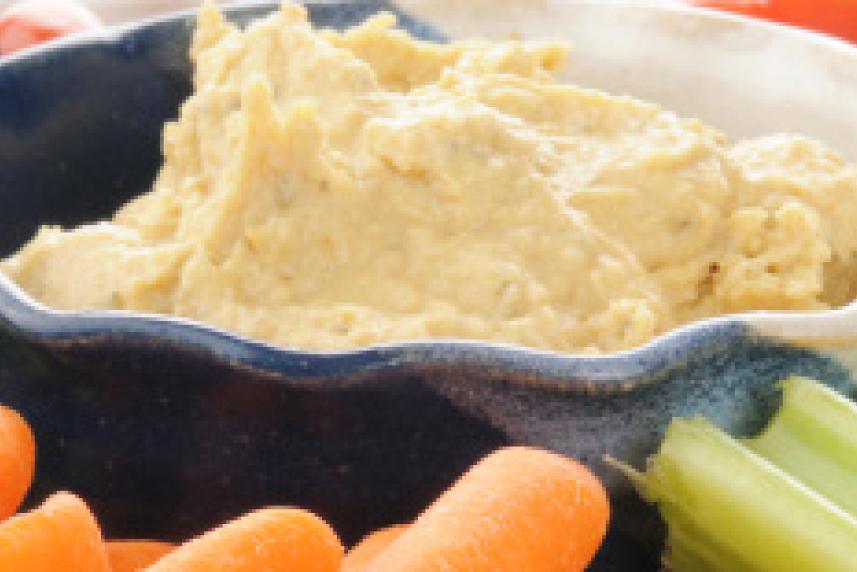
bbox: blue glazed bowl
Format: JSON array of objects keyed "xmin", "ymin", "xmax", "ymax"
[{"xmin": 0, "ymin": 2, "xmax": 856, "ymax": 570}]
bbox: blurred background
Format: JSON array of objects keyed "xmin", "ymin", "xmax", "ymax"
[
  {"xmin": 0, "ymin": 1, "xmax": 855, "ymax": 55},
  {"xmin": 4, "ymin": 1, "xmax": 224, "ymax": 24}
]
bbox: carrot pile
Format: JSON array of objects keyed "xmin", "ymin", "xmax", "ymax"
[{"xmin": 0, "ymin": 401, "xmax": 610, "ymax": 571}]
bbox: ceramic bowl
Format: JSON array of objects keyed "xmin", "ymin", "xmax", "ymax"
[{"xmin": 0, "ymin": 2, "xmax": 855, "ymax": 570}]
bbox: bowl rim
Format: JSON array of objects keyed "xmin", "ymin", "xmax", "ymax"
[
  {"xmin": 1, "ymin": 0, "xmax": 856, "ymax": 388},
  {"xmin": 3, "ymin": 0, "xmax": 857, "ymax": 63}
]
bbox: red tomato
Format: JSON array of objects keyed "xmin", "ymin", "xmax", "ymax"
[
  {"xmin": 0, "ymin": 1, "xmax": 101, "ymax": 56},
  {"xmin": 698, "ymin": 0, "xmax": 857, "ymax": 44}
]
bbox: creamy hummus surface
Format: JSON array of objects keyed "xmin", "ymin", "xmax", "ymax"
[{"xmin": 4, "ymin": 4, "xmax": 857, "ymax": 353}]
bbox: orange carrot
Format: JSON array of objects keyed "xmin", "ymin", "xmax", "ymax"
[
  {"xmin": 370, "ymin": 446, "xmax": 610, "ymax": 572},
  {"xmin": 144, "ymin": 507, "xmax": 344, "ymax": 572},
  {"xmin": 0, "ymin": 491, "xmax": 109, "ymax": 571},
  {"xmin": 108, "ymin": 540, "xmax": 175, "ymax": 572},
  {"xmin": 0, "ymin": 404, "xmax": 36, "ymax": 520},
  {"xmin": 342, "ymin": 524, "xmax": 408, "ymax": 571}
]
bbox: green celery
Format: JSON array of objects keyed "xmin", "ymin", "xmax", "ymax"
[
  {"xmin": 630, "ymin": 417, "xmax": 857, "ymax": 571},
  {"xmin": 744, "ymin": 376, "xmax": 857, "ymax": 518}
]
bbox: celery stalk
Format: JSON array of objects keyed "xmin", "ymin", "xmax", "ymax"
[
  {"xmin": 635, "ymin": 417, "xmax": 857, "ymax": 571},
  {"xmin": 745, "ymin": 376, "xmax": 857, "ymax": 518}
]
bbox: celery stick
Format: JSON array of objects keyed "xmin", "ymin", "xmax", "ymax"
[
  {"xmin": 636, "ymin": 417, "xmax": 857, "ymax": 572},
  {"xmin": 745, "ymin": 376, "xmax": 857, "ymax": 518},
  {"xmin": 660, "ymin": 515, "xmax": 756, "ymax": 572}
]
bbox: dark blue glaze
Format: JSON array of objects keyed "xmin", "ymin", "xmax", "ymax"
[{"xmin": 0, "ymin": 3, "xmax": 854, "ymax": 570}]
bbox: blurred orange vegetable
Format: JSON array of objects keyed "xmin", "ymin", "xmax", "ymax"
[
  {"xmin": 0, "ymin": 403, "xmax": 35, "ymax": 520},
  {"xmin": 144, "ymin": 507, "xmax": 344, "ymax": 572},
  {"xmin": 369, "ymin": 446, "xmax": 610, "ymax": 572},
  {"xmin": 108, "ymin": 540, "xmax": 175, "ymax": 572},
  {"xmin": 697, "ymin": 0, "xmax": 857, "ymax": 44},
  {"xmin": 0, "ymin": 0, "xmax": 101, "ymax": 55},
  {"xmin": 343, "ymin": 524, "xmax": 408, "ymax": 571},
  {"xmin": 0, "ymin": 491, "xmax": 110, "ymax": 571}
]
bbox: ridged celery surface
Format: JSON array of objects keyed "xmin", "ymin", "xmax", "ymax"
[
  {"xmin": 628, "ymin": 377, "xmax": 857, "ymax": 571},
  {"xmin": 746, "ymin": 376, "xmax": 857, "ymax": 518}
]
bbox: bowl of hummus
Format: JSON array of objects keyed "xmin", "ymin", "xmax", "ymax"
[
  {"xmin": 0, "ymin": 2, "xmax": 855, "ymax": 570},
  {"xmin": 3, "ymin": 2, "xmax": 857, "ymax": 355}
]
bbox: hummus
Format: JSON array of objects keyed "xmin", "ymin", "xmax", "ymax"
[{"xmin": 3, "ymin": 4, "xmax": 857, "ymax": 353}]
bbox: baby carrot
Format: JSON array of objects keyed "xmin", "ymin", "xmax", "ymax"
[
  {"xmin": 108, "ymin": 540, "xmax": 175, "ymax": 572},
  {"xmin": 342, "ymin": 524, "xmax": 408, "ymax": 571},
  {"xmin": 370, "ymin": 446, "xmax": 610, "ymax": 572},
  {"xmin": 0, "ymin": 403, "xmax": 36, "ymax": 519},
  {"xmin": 144, "ymin": 507, "xmax": 344, "ymax": 572},
  {"xmin": 0, "ymin": 491, "xmax": 110, "ymax": 571}
]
